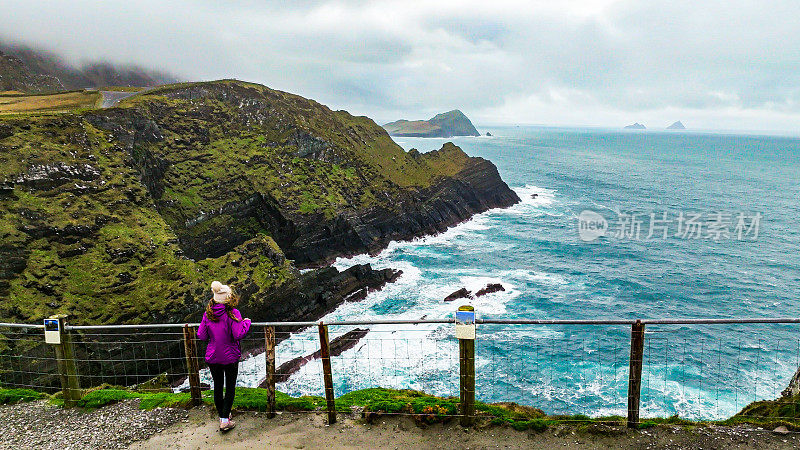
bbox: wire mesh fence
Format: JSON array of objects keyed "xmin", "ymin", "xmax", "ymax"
[{"xmin": 2, "ymin": 319, "xmax": 800, "ymax": 425}]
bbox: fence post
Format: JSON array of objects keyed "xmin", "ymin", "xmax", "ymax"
[
  {"xmin": 50, "ymin": 315, "xmax": 81, "ymax": 406},
  {"xmin": 318, "ymin": 322, "xmax": 336, "ymax": 424},
  {"xmin": 264, "ymin": 325, "xmax": 276, "ymax": 418},
  {"xmin": 627, "ymin": 320, "xmax": 645, "ymax": 428},
  {"xmin": 456, "ymin": 305, "xmax": 476, "ymax": 427},
  {"xmin": 182, "ymin": 324, "xmax": 202, "ymax": 407}
]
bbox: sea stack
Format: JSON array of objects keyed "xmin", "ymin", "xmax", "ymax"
[
  {"xmin": 667, "ymin": 121, "xmax": 686, "ymax": 130},
  {"xmin": 383, "ymin": 109, "xmax": 481, "ymax": 138},
  {"xmin": 624, "ymin": 122, "xmax": 646, "ymax": 129}
]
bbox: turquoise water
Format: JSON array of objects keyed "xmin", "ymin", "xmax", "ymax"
[{"xmin": 239, "ymin": 127, "xmax": 800, "ymax": 420}]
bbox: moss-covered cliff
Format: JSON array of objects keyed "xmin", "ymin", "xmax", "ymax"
[{"xmin": 0, "ymin": 79, "xmax": 518, "ymax": 327}]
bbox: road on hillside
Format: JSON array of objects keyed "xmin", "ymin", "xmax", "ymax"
[{"xmin": 99, "ymin": 87, "xmax": 156, "ymax": 108}]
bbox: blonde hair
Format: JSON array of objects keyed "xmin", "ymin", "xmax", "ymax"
[{"xmin": 205, "ymin": 287, "xmax": 241, "ymax": 322}]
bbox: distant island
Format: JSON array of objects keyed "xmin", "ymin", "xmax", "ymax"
[
  {"xmin": 666, "ymin": 121, "xmax": 686, "ymax": 130},
  {"xmin": 383, "ymin": 109, "xmax": 480, "ymax": 138},
  {"xmin": 624, "ymin": 122, "xmax": 646, "ymax": 129}
]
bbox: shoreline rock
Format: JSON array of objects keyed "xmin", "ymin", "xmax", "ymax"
[
  {"xmin": 444, "ymin": 288, "xmax": 472, "ymax": 302},
  {"xmin": 259, "ymin": 328, "xmax": 370, "ymax": 385},
  {"xmin": 476, "ymin": 283, "xmax": 505, "ymax": 297}
]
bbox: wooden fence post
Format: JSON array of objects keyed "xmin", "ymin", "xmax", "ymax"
[
  {"xmin": 457, "ymin": 305, "xmax": 476, "ymax": 427},
  {"xmin": 51, "ymin": 315, "xmax": 81, "ymax": 406},
  {"xmin": 459, "ymin": 337, "xmax": 476, "ymax": 427},
  {"xmin": 318, "ymin": 322, "xmax": 336, "ymax": 424},
  {"xmin": 627, "ymin": 320, "xmax": 645, "ymax": 428},
  {"xmin": 264, "ymin": 325, "xmax": 276, "ymax": 418},
  {"xmin": 183, "ymin": 324, "xmax": 202, "ymax": 407}
]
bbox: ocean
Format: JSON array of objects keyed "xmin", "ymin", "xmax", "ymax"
[{"xmin": 232, "ymin": 126, "xmax": 800, "ymax": 420}]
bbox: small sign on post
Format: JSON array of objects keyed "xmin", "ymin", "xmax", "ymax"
[
  {"xmin": 44, "ymin": 318, "xmax": 61, "ymax": 344},
  {"xmin": 455, "ymin": 305, "xmax": 476, "ymax": 340}
]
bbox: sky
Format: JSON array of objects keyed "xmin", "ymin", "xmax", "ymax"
[{"xmin": 2, "ymin": 0, "xmax": 800, "ymax": 132}]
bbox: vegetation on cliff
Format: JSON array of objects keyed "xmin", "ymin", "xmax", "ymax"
[{"xmin": 0, "ymin": 79, "xmax": 518, "ymax": 328}]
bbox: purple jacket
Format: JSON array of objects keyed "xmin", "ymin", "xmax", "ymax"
[{"xmin": 197, "ymin": 304, "xmax": 251, "ymax": 365}]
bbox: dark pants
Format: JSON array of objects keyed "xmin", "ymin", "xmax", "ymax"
[{"xmin": 208, "ymin": 362, "xmax": 238, "ymax": 419}]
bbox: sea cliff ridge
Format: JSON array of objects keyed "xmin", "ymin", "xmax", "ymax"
[{"xmin": 0, "ymin": 79, "xmax": 519, "ymax": 326}]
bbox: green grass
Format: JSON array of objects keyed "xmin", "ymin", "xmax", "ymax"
[
  {"xmin": 8, "ymin": 384, "xmax": 800, "ymax": 435},
  {"xmin": 0, "ymin": 90, "xmax": 100, "ymax": 114},
  {"xmin": 0, "ymin": 388, "xmax": 47, "ymax": 404}
]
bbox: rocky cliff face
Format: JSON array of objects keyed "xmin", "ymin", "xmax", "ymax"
[
  {"xmin": 0, "ymin": 50, "xmax": 64, "ymax": 94},
  {"xmin": 0, "ymin": 42, "xmax": 178, "ymax": 93},
  {"xmin": 0, "ymin": 80, "xmax": 518, "ymax": 328},
  {"xmin": 383, "ymin": 109, "xmax": 481, "ymax": 138}
]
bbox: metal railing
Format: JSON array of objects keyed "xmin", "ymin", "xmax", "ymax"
[{"xmin": 2, "ymin": 316, "xmax": 799, "ymax": 427}]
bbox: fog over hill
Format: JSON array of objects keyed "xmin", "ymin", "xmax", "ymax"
[{"xmin": 0, "ymin": 41, "xmax": 178, "ymax": 93}]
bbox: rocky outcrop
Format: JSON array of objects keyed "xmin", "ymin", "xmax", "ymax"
[
  {"xmin": 383, "ymin": 110, "xmax": 480, "ymax": 138},
  {"xmin": 476, "ymin": 283, "xmax": 505, "ymax": 297},
  {"xmin": 624, "ymin": 122, "xmax": 646, "ymax": 130},
  {"xmin": 287, "ymin": 154, "xmax": 520, "ymax": 265},
  {"xmin": 783, "ymin": 367, "xmax": 800, "ymax": 397},
  {"xmin": 666, "ymin": 121, "xmax": 686, "ymax": 130},
  {"xmin": 444, "ymin": 288, "xmax": 472, "ymax": 302},
  {"xmin": 260, "ymin": 328, "xmax": 370, "ymax": 385}
]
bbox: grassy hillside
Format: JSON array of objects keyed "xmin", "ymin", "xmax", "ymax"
[
  {"xmin": 0, "ymin": 90, "xmax": 100, "ymax": 114},
  {"xmin": 0, "ymin": 79, "xmax": 517, "ymax": 326},
  {"xmin": 0, "ymin": 111, "xmax": 294, "ymax": 324}
]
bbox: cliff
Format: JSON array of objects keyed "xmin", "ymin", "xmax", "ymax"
[
  {"xmin": 383, "ymin": 109, "xmax": 480, "ymax": 138},
  {"xmin": 0, "ymin": 50, "xmax": 64, "ymax": 94},
  {"xmin": 0, "ymin": 79, "xmax": 519, "ymax": 327},
  {"xmin": 0, "ymin": 43, "xmax": 178, "ymax": 93}
]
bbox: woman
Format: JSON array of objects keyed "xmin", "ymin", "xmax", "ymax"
[{"xmin": 197, "ymin": 281, "xmax": 251, "ymax": 432}]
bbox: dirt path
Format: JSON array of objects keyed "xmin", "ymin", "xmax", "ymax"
[
  {"xmin": 133, "ymin": 406, "xmax": 800, "ymax": 450},
  {"xmin": 3, "ymin": 400, "xmax": 799, "ymax": 449}
]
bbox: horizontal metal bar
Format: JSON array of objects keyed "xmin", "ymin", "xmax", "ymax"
[
  {"xmin": 252, "ymin": 322, "xmax": 319, "ymax": 327},
  {"xmin": 644, "ymin": 318, "xmax": 800, "ymax": 325},
  {"xmin": 478, "ymin": 318, "xmax": 800, "ymax": 325},
  {"xmin": 29, "ymin": 317, "xmax": 800, "ymax": 331},
  {"xmin": 0, "ymin": 323, "xmax": 44, "ymax": 329},
  {"xmin": 66, "ymin": 323, "xmax": 200, "ymax": 330},
  {"xmin": 477, "ymin": 319, "xmax": 635, "ymax": 325},
  {"xmin": 325, "ymin": 319, "xmax": 454, "ymax": 326}
]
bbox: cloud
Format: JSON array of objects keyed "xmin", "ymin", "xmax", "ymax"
[{"xmin": 2, "ymin": 0, "xmax": 799, "ymax": 131}]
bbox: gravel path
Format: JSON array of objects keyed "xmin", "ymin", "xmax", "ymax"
[
  {"xmin": 0, "ymin": 399, "xmax": 188, "ymax": 450},
  {"xmin": 4, "ymin": 400, "xmax": 800, "ymax": 449}
]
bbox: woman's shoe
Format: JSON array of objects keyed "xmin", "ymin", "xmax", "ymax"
[{"xmin": 221, "ymin": 420, "xmax": 236, "ymax": 432}]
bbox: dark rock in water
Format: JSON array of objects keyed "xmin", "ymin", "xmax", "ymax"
[
  {"xmin": 486, "ymin": 132, "xmax": 492, "ymax": 136},
  {"xmin": 263, "ymin": 328, "xmax": 370, "ymax": 384},
  {"xmin": 475, "ymin": 283, "xmax": 505, "ymax": 297},
  {"xmin": 444, "ymin": 287, "xmax": 473, "ymax": 302},
  {"xmin": 624, "ymin": 122, "xmax": 646, "ymax": 129},
  {"xmin": 531, "ymin": 193, "xmax": 538, "ymax": 199},
  {"xmin": 666, "ymin": 121, "xmax": 686, "ymax": 130}
]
